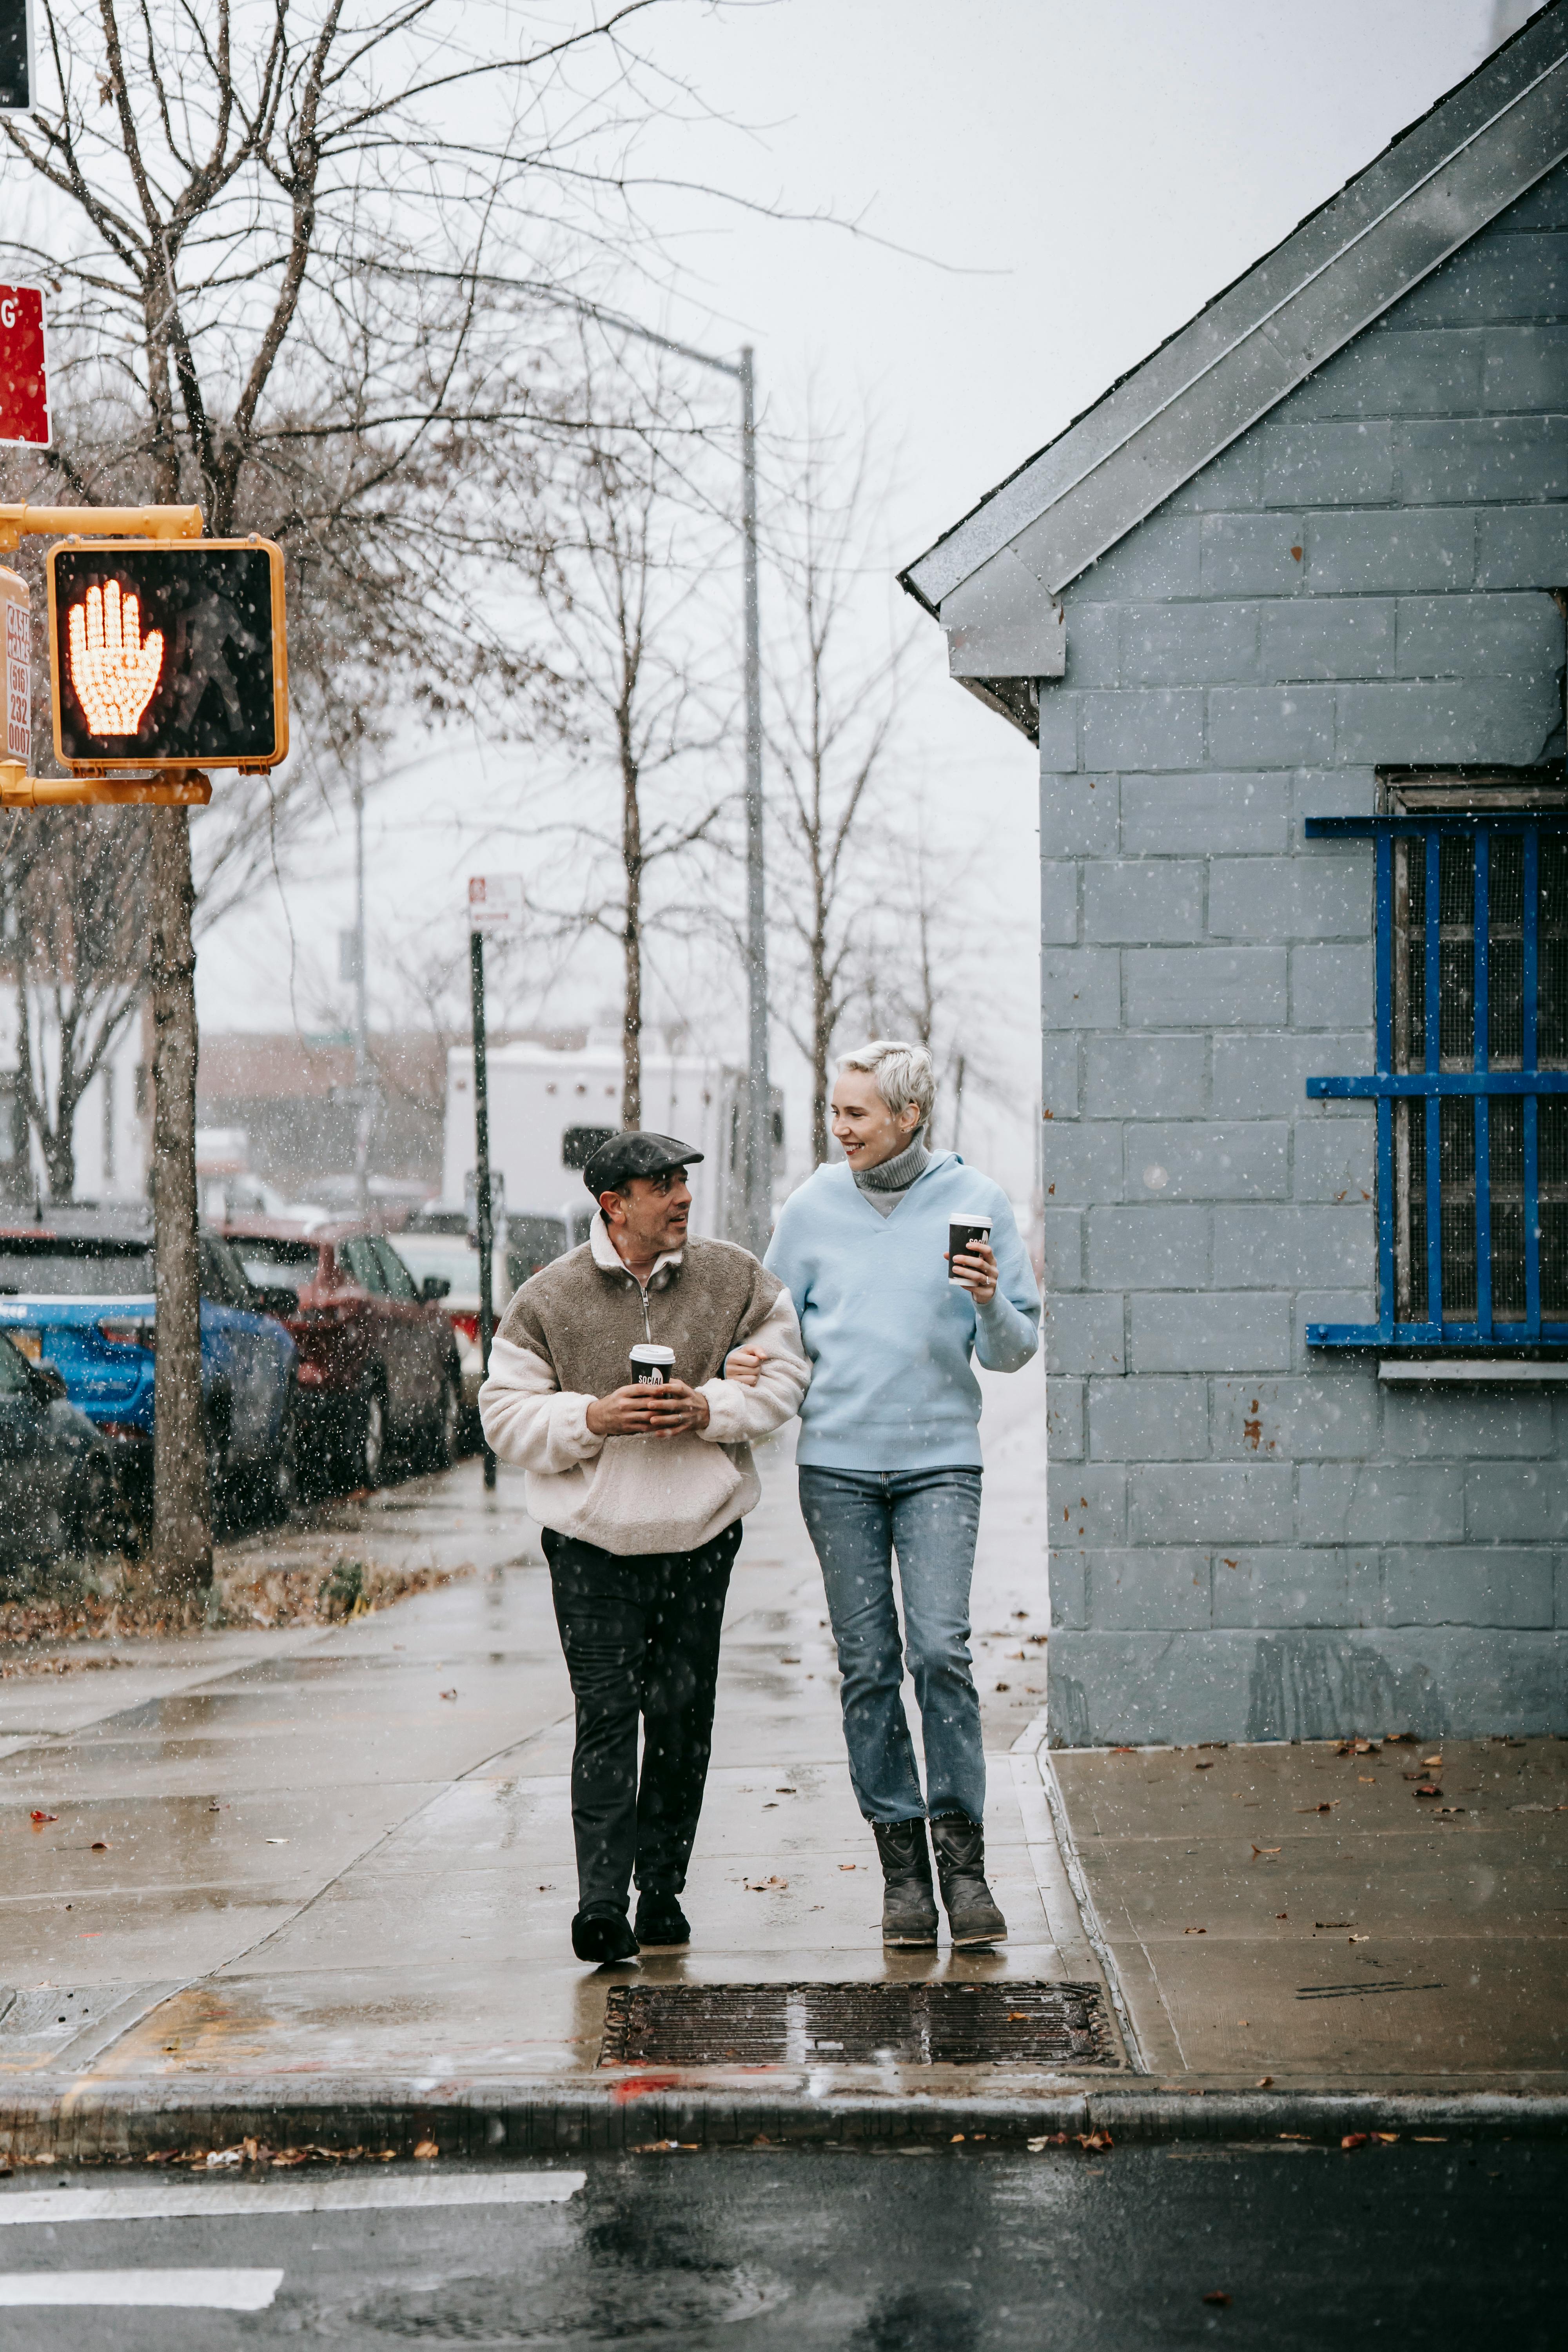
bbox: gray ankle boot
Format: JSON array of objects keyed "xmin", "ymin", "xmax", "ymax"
[
  {"xmin": 931, "ymin": 1814, "xmax": 1007, "ymax": 1946},
  {"xmin": 871, "ymin": 1819, "xmax": 938, "ymax": 1947}
]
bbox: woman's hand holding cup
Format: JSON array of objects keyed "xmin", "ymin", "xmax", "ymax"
[{"xmin": 949, "ymin": 1238, "xmax": 998, "ymax": 1304}]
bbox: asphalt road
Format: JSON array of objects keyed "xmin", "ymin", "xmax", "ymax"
[{"xmin": 0, "ymin": 2140, "xmax": 1558, "ymax": 2348}]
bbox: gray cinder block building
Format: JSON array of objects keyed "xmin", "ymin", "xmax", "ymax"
[{"xmin": 902, "ymin": 9, "xmax": 1568, "ymax": 1745}]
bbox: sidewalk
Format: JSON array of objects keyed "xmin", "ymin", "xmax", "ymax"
[{"xmin": 0, "ymin": 1372, "xmax": 1564, "ymax": 2155}]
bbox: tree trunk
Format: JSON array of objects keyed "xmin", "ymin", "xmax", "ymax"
[
  {"xmin": 809, "ymin": 845, "xmax": 831, "ymax": 1165},
  {"xmin": 810, "ymin": 938, "xmax": 831, "ymax": 1166},
  {"xmin": 620, "ymin": 726, "xmax": 642, "ymax": 1130},
  {"xmin": 40, "ymin": 1115, "xmax": 74, "ymax": 1203},
  {"xmin": 147, "ymin": 808, "xmax": 211, "ymax": 1592}
]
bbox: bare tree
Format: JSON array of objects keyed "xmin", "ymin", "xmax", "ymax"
[
  {"xmin": 0, "ymin": 809, "xmax": 149, "ymax": 1200},
  {"xmin": 520, "ymin": 344, "xmax": 732, "ymax": 1126},
  {"xmin": 856, "ymin": 816, "xmax": 1014, "ymax": 1153},
  {"xmin": 766, "ymin": 414, "xmax": 906, "ymax": 1165},
  {"xmin": 0, "ymin": 0, "xmax": 732, "ymax": 1590}
]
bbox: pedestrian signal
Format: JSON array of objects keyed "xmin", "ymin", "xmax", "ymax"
[{"xmin": 47, "ymin": 539, "xmax": 287, "ymax": 769}]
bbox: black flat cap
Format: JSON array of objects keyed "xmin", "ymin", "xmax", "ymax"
[{"xmin": 583, "ymin": 1130, "xmax": 704, "ymax": 1196}]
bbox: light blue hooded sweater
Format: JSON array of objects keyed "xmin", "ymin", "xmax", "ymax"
[{"xmin": 764, "ymin": 1151, "xmax": 1040, "ymax": 1471}]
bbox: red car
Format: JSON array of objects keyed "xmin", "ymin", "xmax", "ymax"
[{"xmin": 222, "ymin": 1221, "xmax": 463, "ymax": 1488}]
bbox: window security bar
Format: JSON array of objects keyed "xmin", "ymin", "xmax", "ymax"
[{"xmin": 1305, "ymin": 813, "xmax": 1568, "ymax": 1350}]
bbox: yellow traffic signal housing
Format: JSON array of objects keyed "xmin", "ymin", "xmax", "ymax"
[{"xmin": 46, "ymin": 537, "xmax": 288, "ymax": 771}]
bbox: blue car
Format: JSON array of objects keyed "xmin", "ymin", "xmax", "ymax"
[{"xmin": 0, "ymin": 1219, "xmax": 299, "ymax": 1529}]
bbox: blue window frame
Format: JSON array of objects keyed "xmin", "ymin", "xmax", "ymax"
[{"xmin": 1305, "ymin": 811, "xmax": 1568, "ymax": 1349}]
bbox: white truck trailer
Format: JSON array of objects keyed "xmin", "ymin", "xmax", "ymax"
[{"xmin": 440, "ymin": 1036, "xmax": 779, "ymax": 1245}]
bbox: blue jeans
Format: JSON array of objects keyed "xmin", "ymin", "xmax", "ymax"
[{"xmin": 797, "ymin": 1465, "xmax": 985, "ymax": 1826}]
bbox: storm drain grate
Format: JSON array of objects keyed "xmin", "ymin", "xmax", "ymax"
[{"xmin": 599, "ymin": 1980, "xmax": 1116, "ymax": 2068}]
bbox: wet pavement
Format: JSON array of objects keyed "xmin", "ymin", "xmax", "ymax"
[
  {"xmin": 1053, "ymin": 1733, "xmax": 1568, "ymax": 2090},
  {"xmin": 0, "ymin": 1370, "xmax": 1564, "ymax": 2104},
  {"xmin": 0, "ymin": 2140, "xmax": 1558, "ymax": 2347}
]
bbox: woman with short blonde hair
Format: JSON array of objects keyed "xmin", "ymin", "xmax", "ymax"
[{"xmin": 760, "ymin": 1040, "xmax": 1039, "ymax": 1948}]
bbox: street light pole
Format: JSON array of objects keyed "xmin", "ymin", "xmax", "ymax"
[
  {"xmin": 738, "ymin": 346, "xmax": 770, "ymax": 1257},
  {"xmin": 352, "ymin": 771, "xmax": 370, "ymax": 1220},
  {"xmin": 492, "ymin": 284, "xmax": 772, "ymax": 1248}
]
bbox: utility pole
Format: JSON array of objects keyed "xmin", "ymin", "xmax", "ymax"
[
  {"xmin": 352, "ymin": 772, "xmax": 370, "ymax": 1219},
  {"xmin": 468, "ymin": 924, "xmax": 497, "ymax": 1492}
]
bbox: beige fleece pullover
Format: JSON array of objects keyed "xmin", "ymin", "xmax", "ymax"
[{"xmin": 477, "ymin": 1212, "xmax": 809, "ymax": 1557}]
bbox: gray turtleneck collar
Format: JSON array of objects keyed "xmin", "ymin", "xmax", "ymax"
[{"xmin": 854, "ymin": 1133, "xmax": 930, "ymax": 1214}]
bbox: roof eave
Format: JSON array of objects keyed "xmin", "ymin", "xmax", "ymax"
[{"xmin": 902, "ymin": 1, "xmax": 1568, "ymax": 620}]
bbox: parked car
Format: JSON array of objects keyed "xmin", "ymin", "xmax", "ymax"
[
  {"xmin": 0, "ymin": 1223, "xmax": 299, "ymax": 1530},
  {"xmin": 0, "ymin": 1329, "xmax": 132, "ymax": 1569},
  {"xmin": 222, "ymin": 1221, "xmax": 463, "ymax": 1488},
  {"xmin": 397, "ymin": 1209, "xmax": 584, "ymax": 1431}
]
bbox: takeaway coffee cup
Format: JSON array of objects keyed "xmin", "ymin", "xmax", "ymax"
[
  {"xmin": 947, "ymin": 1214, "xmax": 993, "ymax": 1285},
  {"xmin": 629, "ymin": 1343, "xmax": 677, "ymax": 1387}
]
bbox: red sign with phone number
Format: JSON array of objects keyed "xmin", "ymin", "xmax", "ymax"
[{"xmin": 0, "ymin": 284, "xmax": 49, "ymax": 446}]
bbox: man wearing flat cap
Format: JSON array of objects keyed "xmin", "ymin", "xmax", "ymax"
[{"xmin": 479, "ymin": 1132, "xmax": 809, "ymax": 1963}]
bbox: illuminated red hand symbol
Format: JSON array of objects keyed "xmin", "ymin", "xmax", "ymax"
[{"xmin": 67, "ymin": 580, "xmax": 165, "ymax": 736}]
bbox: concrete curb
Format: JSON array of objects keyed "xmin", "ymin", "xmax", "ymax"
[{"xmin": 4, "ymin": 2080, "xmax": 1566, "ymax": 2160}]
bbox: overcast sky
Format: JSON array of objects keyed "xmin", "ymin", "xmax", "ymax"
[{"xmin": 199, "ymin": 0, "xmax": 1518, "ymax": 1195}]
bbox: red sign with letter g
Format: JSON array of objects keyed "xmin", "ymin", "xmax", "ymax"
[{"xmin": 0, "ymin": 285, "xmax": 49, "ymax": 446}]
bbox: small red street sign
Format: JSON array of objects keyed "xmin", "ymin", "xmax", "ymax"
[{"xmin": 0, "ymin": 284, "xmax": 49, "ymax": 447}]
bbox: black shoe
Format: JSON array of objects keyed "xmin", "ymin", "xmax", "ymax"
[
  {"xmin": 634, "ymin": 1890, "xmax": 690, "ymax": 1948},
  {"xmin": 871, "ymin": 1819, "xmax": 938, "ymax": 1948},
  {"xmin": 931, "ymin": 1814, "xmax": 1007, "ymax": 1946},
  {"xmin": 571, "ymin": 1904, "xmax": 639, "ymax": 1963}
]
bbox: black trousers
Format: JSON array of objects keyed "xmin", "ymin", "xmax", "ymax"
[{"xmin": 543, "ymin": 1519, "xmax": 740, "ymax": 1913}]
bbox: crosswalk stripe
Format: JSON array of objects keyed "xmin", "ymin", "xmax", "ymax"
[
  {"xmin": 0, "ymin": 2170, "xmax": 586, "ymax": 2225},
  {"xmin": 0, "ymin": 2269, "xmax": 284, "ymax": 2309}
]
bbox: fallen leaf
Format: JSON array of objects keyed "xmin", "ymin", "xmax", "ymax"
[
  {"xmin": 838, "ymin": 1863, "xmax": 857, "ymax": 1872},
  {"xmin": 1250, "ymin": 1844, "xmax": 1281, "ymax": 1857},
  {"xmin": 91, "ymin": 1839, "xmax": 109, "ymax": 1851},
  {"xmin": 1007, "ymin": 2012, "xmax": 1029, "ymax": 2022},
  {"xmin": 413, "ymin": 2140, "xmax": 438, "ymax": 2161},
  {"xmin": 1414, "ymin": 1784, "xmax": 1441, "ymax": 1798},
  {"xmin": 994, "ymin": 1682, "xmax": 1010, "ymax": 1692},
  {"xmin": 1411, "ymin": 2136, "xmax": 1447, "ymax": 2143},
  {"xmin": 1256, "ymin": 2075, "xmax": 1274, "ymax": 2088},
  {"xmin": 1372, "ymin": 2132, "xmax": 1399, "ymax": 2144},
  {"xmin": 1076, "ymin": 2131, "xmax": 1112, "ymax": 2152},
  {"xmin": 1275, "ymin": 1912, "xmax": 1289, "ymax": 1920},
  {"xmin": 1358, "ymin": 1775, "xmax": 1376, "ymax": 1784},
  {"xmin": 1295, "ymin": 1802, "xmax": 1334, "ymax": 1813},
  {"xmin": 1341, "ymin": 2132, "xmax": 1368, "ymax": 2150},
  {"xmin": 264, "ymin": 1837, "xmax": 289, "ymax": 1845},
  {"xmin": 1183, "ymin": 1926, "xmax": 1207, "ymax": 1935},
  {"xmin": 950, "ymin": 2132, "xmax": 965, "ymax": 2142},
  {"xmin": 1193, "ymin": 1760, "xmax": 1214, "ymax": 1770},
  {"xmin": 29, "ymin": 1811, "xmax": 57, "ymax": 1824},
  {"xmin": 439, "ymin": 1690, "xmax": 458, "ymax": 1701},
  {"xmin": 1348, "ymin": 1934, "xmax": 1370, "ymax": 1943},
  {"xmin": 1026, "ymin": 2133, "xmax": 1069, "ymax": 2150},
  {"xmin": 744, "ymin": 1875, "xmax": 788, "ymax": 1892},
  {"xmin": 1203, "ymin": 2290, "xmax": 1232, "ymax": 2307},
  {"xmin": 1421, "ymin": 1754, "xmax": 1442, "ymax": 1769}
]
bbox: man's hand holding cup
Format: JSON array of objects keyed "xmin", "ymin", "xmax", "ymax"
[{"xmin": 586, "ymin": 1341, "xmax": 711, "ymax": 1439}]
